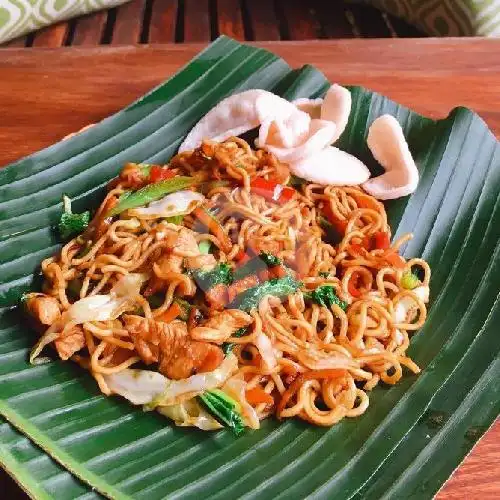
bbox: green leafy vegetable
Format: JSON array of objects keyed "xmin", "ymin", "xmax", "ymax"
[
  {"xmin": 108, "ymin": 176, "xmax": 195, "ymax": 216},
  {"xmin": 58, "ymin": 195, "xmax": 90, "ymax": 240},
  {"xmin": 198, "ymin": 240, "xmax": 212, "ymax": 255},
  {"xmin": 230, "ymin": 275, "xmax": 300, "ymax": 311},
  {"xmin": 198, "ymin": 389, "xmax": 245, "ymax": 436},
  {"xmin": 319, "ymin": 271, "xmax": 330, "ymax": 278},
  {"xmin": 304, "ymin": 285, "xmax": 347, "ymax": 311},
  {"xmin": 401, "ymin": 272, "xmax": 421, "ymax": 290},
  {"xmin": 193, "ymin": 263, "xmax": 233, "ymax": 291},
  {"xmin": 233, "ymin": 252, "xmax": 282, "ymax": 281},
  {"xmin": 222, "ymin": 326, "xmax": 248, "ymax": 355}
]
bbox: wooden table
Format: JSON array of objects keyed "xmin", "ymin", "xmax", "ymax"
[{"xmin": 1, "ymin": 38, "xmax": 499, "ymax": 498}]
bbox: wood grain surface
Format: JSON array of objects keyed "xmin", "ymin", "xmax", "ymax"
[{"xmin": 0, "ymin": 39, "xmax": 498, "ymax": 498}]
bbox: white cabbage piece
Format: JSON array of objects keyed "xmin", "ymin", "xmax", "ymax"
[
  {"xmin": 66, "ymin": 273, "xmax": 148, "ymax": 324},
  {"xmin": 157, "ymin": 400, "xmax": 223, "ymax": 431},
  {"xmin": 128, "ymin": 190, "xmax": 204, "ymax": 218},
  {"xmin": 105, "ymin": 369, "xmax": 168, "ymax": 405},
  {"xmin": 254, "ymin": 332, "xmax": 277, "ymax": 371},
  {"xmin": 155, "ymin": 353, "xmax": 239, "ymax": 406},
  {"xmin": 103, "ymin": 353, "xmax": 239, "ymax": 408},
  {"xmin": 222, "ymin": 376, "xmax": 260, "ymax": 429}
]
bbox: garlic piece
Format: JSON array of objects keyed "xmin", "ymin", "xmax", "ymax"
[{"xmin": 362, "ymin": 115, "xmax": 419, "ymax": 200}]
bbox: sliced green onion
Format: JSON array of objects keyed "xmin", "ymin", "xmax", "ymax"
[
  {"xmin": 401, "ymin": 271, "xmax": 420, "ymax": 290},
  {"xmin": 108, "ymin": 176, "xmax": 195, "ymax": 216}
]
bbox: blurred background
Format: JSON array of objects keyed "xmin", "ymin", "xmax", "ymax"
[{"xmin": 2, "ymin": 0, "xmax": 498, "ymax": 48}]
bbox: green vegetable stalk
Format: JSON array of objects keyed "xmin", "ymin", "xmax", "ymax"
[
  {"xmin": 108, "ymin": 176, "xmax": 195, "ymax": 216},
  {"xmin": 58, "ymin": 195, "xmax": 91, "ymax": 240},
  {"xmin": 401, "ymin": 272, "xmax": 420, "ymax": 290},
  {"xmin": 199, "ymin": 389, "xmax": 245, "ymax": 436},
  {"xmin": 198, "ymin": 240, "xmax": 212, "ymax": 255},
  {"xmin": 229, "ymin": 275, "xmax": 301, "ymax": 312}
]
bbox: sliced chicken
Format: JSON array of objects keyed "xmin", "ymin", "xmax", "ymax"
[
  {"xmin": 24, "ymin": 293, "xmax": 61, "ymax": 326},
  {"xmin": 54, "ymin": 325, "xmax": 85, "ymax": 360},
  {"xmin": 184, "ymin": 254, "xmax": 217, "ymax": 271},
  {"xmin": 169, "ymin": 227, "xmax": 201, "ymax": 258},
  {"xmin": 190, "ymin": 309, "xmax": 253, "ymax": 344},
  {"xmin": 123, "ymin": 315, "xmax": 223, "ymax": 379},
  {"xmin": 156, "ymin": 252, "xmax": 184, "ymax": 275}
]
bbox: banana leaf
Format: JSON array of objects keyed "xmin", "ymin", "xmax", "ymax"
[{"xmin": 0, "ymin": 36, "xmax": 499, "ymax": 499}]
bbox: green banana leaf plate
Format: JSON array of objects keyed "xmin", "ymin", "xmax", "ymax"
[{"xmin": 1, "ymin": 37, "xmax": 499, "ymax": 500}]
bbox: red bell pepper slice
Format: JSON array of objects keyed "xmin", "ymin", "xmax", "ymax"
[
  {"xmin": 251, "ymin": 178, "xmax": 295, "ymax": 204},
  {"xmin": 149, "ymin": 165, "xmax": 176, "ymax": 183}
]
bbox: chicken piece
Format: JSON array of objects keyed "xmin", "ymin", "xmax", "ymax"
[
  {"xmin": 145, "ymin": 252, "xmax": 184, "ymax": 296},
  {"xmin": 160, "ymin": 339, "xmax": 224, "ymax": 379},
  {"xmin": 122, "ymin": 315, "xmax": 223, "ymax": 379},
  {"xmin": 205, "ymin": 283, "xmax": 228, "ymax": 311},
  {"xmin": 250, "ymin": 239, "xmax": 281, "ymax": 256},
  {"xmin": 54, "ymin": 325, "xmax": 85, "ymax": 360},
  {"xmin": 190, "ymin": 309, "xmax": 253, "ymax": 344},
  {"xmin": 122, "ymin": 314, "xmax": 181, "ymax": 365},
  {"xmin": 156, "ymin": 252, "xmax": 184, "ymax": 275},
  {"xmin": 184, "ymin": 253, "xmax": 217, "ymax": 272},
  {"xmin": 24, "ymin": 293, "xmax": 61, "ymax": 326},
  {"xmin": 227, "ymin": 275, "xmax": 259, "ymax": 303},
  {"xmin": 294, "ymin": 241, "xmax": 313, "ymax": 277},
  {"xmin": 167, "ymin": 227, "xmax": 200, "ymax": 257}
]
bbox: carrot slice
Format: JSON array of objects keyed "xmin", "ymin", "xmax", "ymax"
[
  {"xmin": 246, "ymin": 387, "xmax": 274, "ymax": 406},
  {"xmin": 385, "ymin": 251, "xmax": 406, "ymax": 269},
  {"xmin": 156, "ymin": 302, "xmax": 181, "ymax": 323},
  {"xmin": 277, "ymin": 369, "xmax": 347, "ymax": 417},
  {"xmin": 192, "ymin": 207, "xmax": 232, "ymax": 253}
]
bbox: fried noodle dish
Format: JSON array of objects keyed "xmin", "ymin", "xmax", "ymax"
[{"xmin": 25, "ymin": 138, "xmax": 430, "ymax": 435}]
